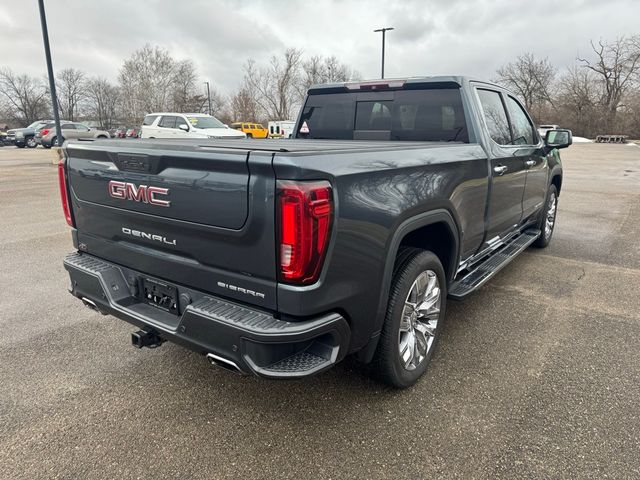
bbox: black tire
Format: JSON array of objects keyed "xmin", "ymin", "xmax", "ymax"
[
  {"xmin": 43, "ymin": 144, "xmax": 51, "ymax": 149},
  {"xmin": 16, "ymin": 144, "xmax": 25, "ymax": 148},
  {"xmin": 26, "ymin": 136, "xmax": 37, "ymax": 148},
  {"xmin": 246, "ymin": 133, "xmax": 253, "ymax": 138},
  {"xmin": 372, "ymin": 248, "xmax": 447, "ymax": 388},
  {"xmin": 52, "ymin": 136, "xmax": 64, "ymax": 147},
  {"xmin": 532, "ymin": 184, "xmax": 558, "ymax": 248}
]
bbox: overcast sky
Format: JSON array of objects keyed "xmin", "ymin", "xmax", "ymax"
[{"xmin": 1, "ymin": 0, "xmax": 639, "ymax": 95}]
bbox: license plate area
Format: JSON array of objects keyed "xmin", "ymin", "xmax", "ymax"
[{"xmin": 141, "ymin": 277, "xmax": 179, "ymax": 315}]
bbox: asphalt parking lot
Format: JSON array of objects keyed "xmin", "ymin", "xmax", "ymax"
[{"xmin": 1, "ymin": 143, "xmax": 639, "ymax": 479}]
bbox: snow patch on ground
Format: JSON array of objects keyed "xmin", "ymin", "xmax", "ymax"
[{"xmin": 572, "ymin": 136, "xmax": 592, "ymax": 143}]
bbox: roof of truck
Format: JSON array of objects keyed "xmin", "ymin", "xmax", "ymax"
[{"xmin": 307, "ymin": 75, "xmax": 502, "ymax": 92}]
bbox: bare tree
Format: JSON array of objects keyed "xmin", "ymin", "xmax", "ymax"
[
  {"xmin": 496, "ymin": 53, "xmax": 556, "ymax": 119},
  {"xmin": 118, "ymin": 44, "xmax": 179, "ymax": 122},
  {"xmin": 243, "ymin": 48, "xmax": 304, "ymax": 120},
  {"xmin": 85, "ymin": 77, "xmax": 119, "ymax": 129},
  {"xmin": 227, "ymin": 87, "xmax": 260, "ymax": 122},
  {"xmin": 206, "ymin": 88, "xmax": 226, "ymax": 117},
  {"xmin": 0, "ymin": 68, "xmax": 49, "ymax": 126},
  {"xmin": 56, "ymin": 68, "xmax": 86, "ymax": 121},
  {"xmin": 171, "ymin": 60, "xmax": 199, "ymax": 112},
  {"xmin": 555, "ymin": 66, "xmax": 601, "ymax": 137},
  {"xmin": 118, "ymin": 44, "xmax": 211, "ymax": 123},
  {"xmin": 301, "ymin": 55, "xmax": 359, "ymax": 93},
  {"xmin": 578, "ymin": 36, "xmax": 640, "ymax": 126}
]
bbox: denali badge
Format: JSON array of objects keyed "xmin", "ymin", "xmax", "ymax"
[
  {"xmin": 109, "ymin": 180, "xmax": 170, "ymax": 207},
  {"xmin": 122, "ymin": 227, "xmax": 176, "ymax": 246}
]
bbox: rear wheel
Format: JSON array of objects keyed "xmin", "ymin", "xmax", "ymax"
[
  {"xmin": 246, "ymin": 133, "xmax": 253, "ymax": 138},
  {"xmin": 372, "ymin": 249, "xmax": 447, "ymax": 388},
  {"xmin": 16, "ymin": 144, "xmax": 25, "ymax": 148},
  {"xmin": 52, "ymin": 136, "xmax": 64, "ymax": 147},
  {"xmin": 532, "ymin": 184, "xmax": 558, "ymax": 248}
]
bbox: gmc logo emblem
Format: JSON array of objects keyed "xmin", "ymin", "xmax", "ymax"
[{"xmin": 108, "ymin": 180, "xmax": 170, "ymax": 207}]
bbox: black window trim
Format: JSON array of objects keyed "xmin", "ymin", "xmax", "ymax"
[
  {"xmin": 475, "ymin": 87, "xmax": 513, "ymax": 147},
  {"xmin": 503, "ymin": 94, "xmax": 541, "ymax": 146}
]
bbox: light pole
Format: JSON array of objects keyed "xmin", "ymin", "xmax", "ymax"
[
  {"xmin": 373, "ymin": 27, "xmax": 394, "ymax": 79},
  {"xmin": 204, "ymin": 81, "xmax": 212, "ymax": 115},
  {"xmin": 38, "ymin": 0, "xmax": 62, "ymax": 145}
]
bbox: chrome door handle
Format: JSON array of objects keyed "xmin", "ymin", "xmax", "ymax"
[
  {"xmin": 525, "ymin": 160, "xmax": 536, "ymax": 167},
  {"xmin": 493, "ymin": 165, "xmax": 508, "ymax": 175}
]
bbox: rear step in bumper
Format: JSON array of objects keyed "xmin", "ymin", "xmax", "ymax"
[{"xmin": 64, "ymin": 252, "xmax": 350, "ymax": 379}]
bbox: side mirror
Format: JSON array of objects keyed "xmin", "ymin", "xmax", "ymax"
[
  {"xmin": 178, "ymin": 124, "xmax": 189, "ymax": 132},
  {"xmin": 545, "ymin": 129, "xmax": 572, "ymax": 149}
]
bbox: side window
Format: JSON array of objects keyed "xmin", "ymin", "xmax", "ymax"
[
  {"xmin": 76, "ymin": 124, "xmax": 90, "ymax": 132},
  {"xmin": 61, "ymin": 123, "xmax": 76, "ymax": 130},
  {"xmin": 158, "ymin": 116, "xmax": 177, "ymax": 128},
  {"xmin": 143, "ymin": 115, "xmax": 158, "ymax": 126},
  {"xmin": 506, "ymin": 96, "xmax": 535, "ymax": 145},
  {"xmin": 176, "ymin": 117, "xmax": 188, "ymax": 128},
  {"xmin": 477, "ymin": 89, "xmax": 511, "ymax": 145}
]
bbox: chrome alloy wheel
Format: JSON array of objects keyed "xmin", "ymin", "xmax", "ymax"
[
  {"xmin": 545, "ymin": 192, "xmax": 557, "ymax": 239},
  {"xmin": 398, "ymin": 270, "xmax": 441, "ymax": 371}
]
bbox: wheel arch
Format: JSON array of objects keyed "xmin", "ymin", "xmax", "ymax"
[{"xmin": 357, "ymin": 209, "xmax": 460, "ymax": 363}]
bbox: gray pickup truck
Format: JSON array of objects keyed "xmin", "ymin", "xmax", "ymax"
[{"xmin": 60, "ymin": 76, "xmax": 571, "ymax": 388}]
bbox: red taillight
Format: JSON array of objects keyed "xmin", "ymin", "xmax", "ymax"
[
  {"xmin": 41, "ymin": 129, "xmax": 50, "ymax": 136},
  {"xmin": 278, "ymin": 180, "xmax": 333, "ymax": 284},
  {"xmin": 57, "ymin": 156, "xmax": 74, "ymax": 227}
]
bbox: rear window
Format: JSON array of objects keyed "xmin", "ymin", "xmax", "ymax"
[
  {"xmin": 296, "ymin": 88, "xmax": 469, "ymax": 142},
  {"xmin": 143, "ymin": 115, "xmax": 159, "ymax": 126}
]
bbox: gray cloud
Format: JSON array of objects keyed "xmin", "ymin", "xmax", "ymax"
[{"xmin": 1, "ymin": 0, "xmax": 639, "ymax": 95}]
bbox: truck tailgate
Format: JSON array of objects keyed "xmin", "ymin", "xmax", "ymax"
[{"xmin": 65, "ymin": 140, "xmax": 277, "ymax": 310}]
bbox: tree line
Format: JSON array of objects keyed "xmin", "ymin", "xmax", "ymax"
[
  {"xmin": 0, "ymin": 45, "xmax": 357, "ymax": 129},
  {"xmin": 495, "ymin": 35, "xmax": 640, "ymax": 138},
  {"xmin": 2, "ymin": 36, "xmax": 640, "ymax": 138}
]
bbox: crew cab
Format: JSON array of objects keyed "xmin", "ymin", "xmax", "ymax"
[{"xmin": 60, "ymin": 76, "xmax": 571, "ymax": 388}]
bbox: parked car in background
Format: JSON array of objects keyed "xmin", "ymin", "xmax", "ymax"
[
  {"xmin": 125, "ymin": 128, "xmax": 140, "ymax": 138},
  {"xmin": 0, "ymin": 130, "xmax": 7, "ymax": 146},
  {"xmin": 36, "ymin": 122, "xmax": 110, "ymax": 148},
  {"xmin": 141, "ymin": 113, "xmax": 245, "ymax": 139},
  {"xmin": 6, "ymin": 120, "xmax": 59, "ymax": 148},
  {"xmin": 230, "ymin": 122, "xmax": 268, "ymax": 138},
  {"xmin": 268, "ymin": 120, "xmax": 296, "ymax": 139},
  {"xmin": 113, "ymin": 128, "xmax": 127, "ymax": 138},
  {"xmin": 537, "ymin": 124, "xmax": 560, "ymax": 139}
]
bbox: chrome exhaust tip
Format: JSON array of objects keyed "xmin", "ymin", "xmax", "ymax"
[
  {"xmin": 206, "ymin": 353, "xmax": 242, "ymax": 374},
  {"xmin": 81, "ymin": 297, "xmax": 98, "ymax": 311}
]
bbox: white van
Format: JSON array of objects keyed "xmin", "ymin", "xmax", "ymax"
[
  {"xmin": 268, "ymin": 120, "xmax": 296, "ymax": 139},
  {"xmin": 141, "ymin": 113, "xmax": 246, "ymax": 139}
]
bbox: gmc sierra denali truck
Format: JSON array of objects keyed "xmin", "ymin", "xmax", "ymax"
[{"xmin": 61, "ymin": 76, "xmax": 571, "ymax": 388}]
